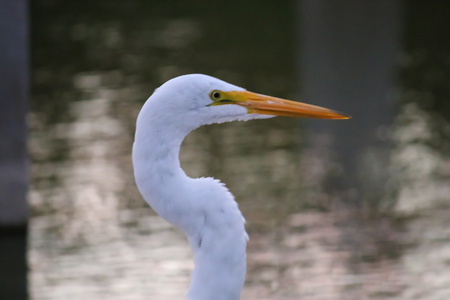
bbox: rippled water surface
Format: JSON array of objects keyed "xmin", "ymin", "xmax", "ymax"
[{"xmin": 30, "ymin": 1, "xmax": 450, "ymax": 299}]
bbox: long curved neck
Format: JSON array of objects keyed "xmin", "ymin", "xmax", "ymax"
[
  {"xmin": 132, "ymin": 108, "xmax": 189, "ymax": 222},
  {"xmin": 132, "ymin": 104, "xmax": 247, "ymax": 300}
]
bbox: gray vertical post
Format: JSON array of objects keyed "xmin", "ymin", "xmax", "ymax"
[
  {"xmin": 299, "ymin": 1, "xmax": 401, "ymax": 207},
  {"xmin": 0, "ymin": 0, "xmax": 29, "ymax": 299}
]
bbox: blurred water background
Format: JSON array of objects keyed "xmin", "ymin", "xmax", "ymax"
[{"xmin": 28, "ymin": 1, "xmax": 450, "ymax": 299}]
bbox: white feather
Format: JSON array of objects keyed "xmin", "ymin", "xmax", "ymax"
[{"xmin": 133, "ymin": 74, "xmax": 269, "ymax": 300}]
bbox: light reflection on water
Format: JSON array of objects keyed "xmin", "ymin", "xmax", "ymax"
[
  {"xmin": 29, "ymin": 72, "xmax": 450, "ymax": 299},
  {"xmin": 30, "ymin": 1, "xmax": 450, "ymax": 299}
]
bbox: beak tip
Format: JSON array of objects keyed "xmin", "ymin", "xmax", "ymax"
[
  {"xmin": 340, "ymin": 113, "xmax": 352, "ymax": 119},
  {"xmin": 331, "ymin": 110, "xmax": 351, "ymax": 119}
]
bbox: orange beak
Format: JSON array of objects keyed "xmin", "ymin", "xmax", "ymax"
[{"xmin": 213, "ymin": 90, "xmax": 350, "ymax": 119}]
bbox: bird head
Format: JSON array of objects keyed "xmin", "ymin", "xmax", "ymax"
[{"xmin": 142, "ymin": 74, "xmax": 350, "ymax": 133}]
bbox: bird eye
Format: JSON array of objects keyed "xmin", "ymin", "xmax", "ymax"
[{"xmin": 210, "ymin": 90, "xmax": 221, "ymax": 100}]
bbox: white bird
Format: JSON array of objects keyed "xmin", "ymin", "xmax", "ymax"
[{"xmin": 132, "ymin": 74, "xmax": 349, "ymax": 300}]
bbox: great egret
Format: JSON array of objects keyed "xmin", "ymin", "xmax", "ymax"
[{"xmin": 132, "ymin": 74, "xmax": 349, "ymax": 300}]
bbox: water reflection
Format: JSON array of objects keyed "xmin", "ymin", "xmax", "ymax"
[
  {"xmin": 29, "ymin": 1, "xmax": 450, "ymax": 299},
  {"xmin": 393, "ymin": 102, "xmax": 450, "ymax": 212}
]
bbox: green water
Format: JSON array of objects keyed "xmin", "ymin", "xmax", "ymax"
[{"xmin": 30, "ymin": 1, "xmax": 450, "ymax": 299}]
